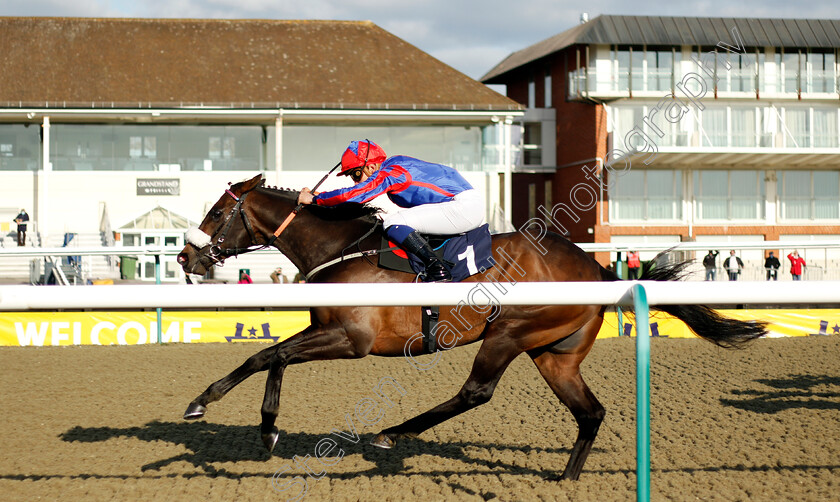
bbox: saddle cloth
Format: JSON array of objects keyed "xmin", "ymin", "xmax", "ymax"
[{"xmin": 378, "ymin": 223, "xmax": 494, "ymax": 282}]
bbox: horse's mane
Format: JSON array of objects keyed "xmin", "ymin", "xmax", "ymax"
[{"xmin": 256, "ymin": 185, "xmax": 382, "ymax": 223}]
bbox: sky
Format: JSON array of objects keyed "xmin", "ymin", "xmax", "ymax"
[{"xmin": 3, "ymin": 1, "xmax": 840, "ymax": 81}]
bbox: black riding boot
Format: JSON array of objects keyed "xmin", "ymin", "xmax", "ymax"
[{"xmin": 400, "ymin": 231, "xmax": 452, "ymax": 282}]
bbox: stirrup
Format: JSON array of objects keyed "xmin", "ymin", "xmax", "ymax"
[{"xmin": 421, "ymin": 264, "xmax": 452, "ymax": 283}]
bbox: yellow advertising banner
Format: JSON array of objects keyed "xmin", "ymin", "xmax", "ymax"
[
  {"xmin": 0, "ymin": 309, "xmax": 836, "ymax": 347},
  {"xmin": 598, "ymin": 309, "xmax": 840, "ymax": 339},
  {"xmin": 0, "ymin": 311, "xmax": 311, "ymax": 346}
]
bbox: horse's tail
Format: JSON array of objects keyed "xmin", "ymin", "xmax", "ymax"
[{"xmin": 599, "ymin": 251, "xmax": 767, "ymax": 349}]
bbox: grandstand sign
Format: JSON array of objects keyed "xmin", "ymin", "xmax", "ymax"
[{"xmin": 136, "ymin": 178, "xmax": 180, "ymax": 196}]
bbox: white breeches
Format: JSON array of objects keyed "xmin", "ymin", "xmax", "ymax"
[{"xmin": 382, "ymin": 189, "xmax": 485, "ymax": 235}]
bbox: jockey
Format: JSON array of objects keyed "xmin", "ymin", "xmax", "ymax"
[{"xmin": 297, "ymin": 139, "xmax": 485, "ymax": 281}]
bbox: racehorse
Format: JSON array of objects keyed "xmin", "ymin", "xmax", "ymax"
[{"xmin": 176, "ymin": 174, "xmax": 766, "ymax": 481}]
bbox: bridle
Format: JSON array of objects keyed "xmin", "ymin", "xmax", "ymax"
[{"xmin": 199, "ymin": 187, "xmax": 261, "ymax": 266}]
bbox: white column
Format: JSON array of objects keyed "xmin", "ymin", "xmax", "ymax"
[
  {"xmin": 503, "ymin": 115, "xmax": 513, "ymax": 226},
  {"xmin": 39, "ymin": 116, "xmax": 51, "ymax": 246},
  {"xmin": 274, "ymin": 111, "xmax": 283, "ymax": 186}
]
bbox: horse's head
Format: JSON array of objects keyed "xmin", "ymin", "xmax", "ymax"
[{"xmin": 177, "ymin": 174, "xmax": 269, "ymax": 276}]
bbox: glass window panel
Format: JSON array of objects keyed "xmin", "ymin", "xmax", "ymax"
[
  {"xmin": 701, "ymin": 108, "xmax": 727, "ymax": 147},
  {"xmin": 813, "ymin": 108, "xmax": 838, "ymax": 147},
  {"xmin": 814, "ymin": 171, "xmax": 840, "ymax": 218},
  {"xmin": 784, "ymin": 108, "xmax": 810, "ymax": 147},
  {"xmin": 730, "ymin": 171, "xmax": 759, "ymax": 197},
  {"xmin": 615, "ymin": 106, "xmax": 644, "ymax": 143},
  {"xmin": 731, "ymin": 108, "xmax": 756, "ymax": 147},
  {"xmin": 618, "ymin": 200, "xmax": 644, "ymax": 220},
  {"xmin": 610, "ymin": 170, "xmax": 680, "ymax": 221},
  {"xmin": 0, "ymin": 124, "xmax": 40, "ymax": 171},
  {"xmin": 615, "ymin": 48, "xmax": 630, "ymax": 91},
  {"xmin": 695, "ymin": 170, "xmax": 762, "ymax": 220},
  {"xmin": 783, "ymin": 51, "xmax": 800, "ymax": 93},
  {"xmin": 779, "ymin": 170, "xmax": 840, "ymax": 220},
  {"xmin": 700, "ymin": 171, "xmax": 728, "ymax": 196},
  {"xmin": 648, "ymin": 170, "xmax": 680, "ymax": 220},
  {"xmin": 814, "ymin": 171, "xmax": 840, "ymax": 197},
  {"xmin": 630, "ymin": 47, "xmax": 644, "ymax": 92},
  {"xmin": 51, "ymin": 124, "xmax": 115, "ymax": 171},
  {"xmin": 784, "ymin": 171, "xmax": 810, "ymax": 197}
]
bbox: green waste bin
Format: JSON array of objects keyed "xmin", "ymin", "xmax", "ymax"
[{"xmin": 120, "ymin": 256, "xmax": 137, "ymax": 280}]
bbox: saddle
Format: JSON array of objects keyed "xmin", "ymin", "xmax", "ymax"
[
  {"xmin": 378, "ymin": 223, "xmax": 494, "ymax": 282},
  {"xmin": 378, "ymin": 223, "xmax": 495, "ymax": 354}
]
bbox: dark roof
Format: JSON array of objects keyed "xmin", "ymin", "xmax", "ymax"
[
  {"xmin": 482, "ymin": 15, "xmax": 840, "ymax": 83},
  {"xmin": 0, "ymin": 17, "xmax": 519, "ymax": 111}
]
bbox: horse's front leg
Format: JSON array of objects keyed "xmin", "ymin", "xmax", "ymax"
[
  {"xmin": 184, "ymin": 324, "xmax": 321, "ymax": 419},
  {"xmin": 258, "ymin": 323, "xmax": 366, "ymax": 452}
]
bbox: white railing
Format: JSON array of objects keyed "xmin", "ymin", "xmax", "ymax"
[
  {"xmin": 0, "ymin": 281, "xmax": 837, "ymax": 311},
  {"xmin": 1, "ymin": 239, "xmax": 837, "ymax": 258}
]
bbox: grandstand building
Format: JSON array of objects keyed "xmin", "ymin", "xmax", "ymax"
[
  {"xmin": 0, "ymin": 17, "xmax": 521, "ymax": 282},
  {"xmin": 482, "ymin": 15, "xmax": 840, "ymax": 277}
]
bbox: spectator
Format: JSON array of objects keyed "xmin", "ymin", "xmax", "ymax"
[
  {"xmin": 723, "ymin": 250, "xmax": 743, "ymax": 281},
  {"xmin": 238, "ymin": 269, "xmax": 253, "ymax": 284},
  {"xmin": 764, "ymin": 252, "xmax": 781, "ymax": 281},
  {"xmin": 293, "ymin": 272, "xmax": 306, "ymax": 284},
  {"xmin": 702, "ymin": 250, "xmax": 719, "ymax": 281},
  {"xmin": 270, "ymin": 267, "xmax": 289, "ymax": 284},
  {"xmin": 626, "ymin": 251, "xmax": 641, "ymax": 280},
  {"xmin": 787, "ymin": 250, "xmax": 806, "ymax": 281},
  {"xmin": 14, "ymin": 208, "xmax": 29, "ymax": 246}
]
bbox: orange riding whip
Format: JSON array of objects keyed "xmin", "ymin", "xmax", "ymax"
[{"xmin": 267, "ymin": 161, "xmax": 341, "ymax": 246}]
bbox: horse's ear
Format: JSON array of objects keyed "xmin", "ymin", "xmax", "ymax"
[{"xmin": 241, "ymin": 174, "xmax": 264, "ymax": 192}]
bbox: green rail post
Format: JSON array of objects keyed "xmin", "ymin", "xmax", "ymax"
[
  {"xmin": 616, "ymin": 251, "xmax": 624, "ymax": 337},
  {"xmin": 155, "ymin": 253, "xmax": 162, "ymax": 344},
  {"xmin": 633, "ymin": 283, "xmax": 651, "ymax": 502}
]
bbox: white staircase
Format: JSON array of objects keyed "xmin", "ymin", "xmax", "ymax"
[{"xmin": 0, "ymin": 232, "xmax": 120, "ymax": 284}]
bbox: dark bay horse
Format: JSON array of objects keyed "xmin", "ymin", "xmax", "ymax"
[{"xmin": 176, "ymin": 174, "xmax": 766, "ymax": 481}]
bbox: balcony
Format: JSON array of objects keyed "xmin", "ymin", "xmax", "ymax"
[{"xmin": 569, "ymin": 66, "xmax": 839, "ymax": 100}]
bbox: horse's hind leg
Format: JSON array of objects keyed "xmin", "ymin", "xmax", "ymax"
[
  {"xmin": 527, "ymin": 333, "xmax": 605, "ymax": 481},
  {"xmin": 371, "ymin": 333, "xmax": 521, "ymax": 448}
]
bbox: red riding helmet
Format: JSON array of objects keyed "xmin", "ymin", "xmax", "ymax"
[{"xmin": 339, "ymin": 140, "xmax": 387, "ymax": 175}]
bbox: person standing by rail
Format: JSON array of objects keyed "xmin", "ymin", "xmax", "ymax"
[
  {"xmin": 787, "ymin": 250, "xmax": 806, "ymax": 281},
  {"xmin": 764, "ymin": 252, "xmax": 781, "ymax": 281}
]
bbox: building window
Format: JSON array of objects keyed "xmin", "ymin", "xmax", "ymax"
[
  {"xmin": 522, "ymin": 122, "xmax": 542, "ymax": 166},
  {"xmin": 806, "ymin": 50, "xmax": 836, "ymax": 93},
  {"xmin": 0, "ymin": 124, "xmax": 39, "ymax": 171},
  {"xmin": 544, "ymin": 67, "xmax": 552, "ymax": 107},
  {"xmin": 528, "ymin": 75, "xmax": 536, "ymax": 108},
  {"xmin": 701, "ymin": 108, "xmax": 728, "ymax": 147},
  {"xmin": 528, "ymin": 183, "xmax": 536, "ymax": 220},
  {"xmin": 722, "ymin": 50, "xmax": 757, "ymax": 93},
  {"xmin": 780, "ymin": 170, "xmax": 840, "ymax": 220},
  {"xmin": 609, "ymin": 169, "xmax": 682, "ymax": 221},
  {"xmin": 645, "ymin": 48, "xmax": 673, "ymax": 92},
  {"xmin": 731, "ymin": 107, "xmax": 757, "ymax": 147},
  {"xmin": 129, "ymin": 136, "xmax": 157, "ymax": 159},
  {"xmin": 784, "ymin": 108, "xmax": 810, "ymax": 148},
  {"xmin": 782, "ymin": 49, "xmax": 801, "ymax": 93},
  {"xmin": 813, "ymin": 108, "xmax": 839, "ymax": 147},
  {"xmin": 694, "ymin": 170, "xmax": 764, "ymax": 220}
]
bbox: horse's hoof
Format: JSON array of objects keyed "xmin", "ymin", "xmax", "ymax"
[
  {"xmin": 183, "ymin": 402, "xmax": 206, "ymax": 420},
  {"xmin": 262, "ymin": 427, "xmax": 280, "ymax": 452},
  {"xmin": 370, "ymin": 433, "xmax": 396, "ymax": 449}
]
